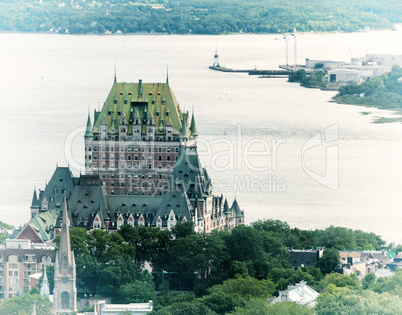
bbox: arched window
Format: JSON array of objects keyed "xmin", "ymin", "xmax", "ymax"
[
  {"xmin": 61, "ymin": 291, "xmax": 69, "ymax": 309},
  {"xmin": 63, "ymin": 256, "xmax": 68, "ymax": 269}
]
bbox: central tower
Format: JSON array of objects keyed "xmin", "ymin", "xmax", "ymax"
[{"xmin": 85, "ymin": 78, "xmax": 198, "ymax": 196}]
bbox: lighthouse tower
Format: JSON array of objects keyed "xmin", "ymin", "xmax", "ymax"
[{"xmin": 213, "ymin": 48, "xmax": 220, "ymax": 67}]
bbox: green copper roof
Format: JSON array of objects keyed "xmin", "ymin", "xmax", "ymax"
[
  {"xmin": 180, "ymin": 116, "xmax": 189, "ymax": 139},
  {"xmin": 92, "ymin": 81, "xmax": 185, "ymax": 135},
  {"xmin": 189, "ymin": 112, "xmax": 198, "ymax": 137},
  {"xmin": 85, "ymin": 114, "xmax": 93, "ymax": 138},
  {"xmin": 29, "ymin": 209, "xmax": 60, "ymax": 242}
]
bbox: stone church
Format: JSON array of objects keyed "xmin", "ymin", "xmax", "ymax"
[{"xmin": 52, "ymin": 195, "xmax": 77, "ymax": 314}]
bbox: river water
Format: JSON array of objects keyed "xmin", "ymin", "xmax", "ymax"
[{"xmin": 0, "ymin": 27, "xmax": 402, "ymax": 244}]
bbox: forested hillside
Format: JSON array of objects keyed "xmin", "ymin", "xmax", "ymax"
[{"xmin": 0, "ymin": 0, "xmax": 401, "ymax": 34}]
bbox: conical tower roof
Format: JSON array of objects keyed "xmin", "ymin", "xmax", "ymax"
[
  {"xmin": 31, "ymin": 188, "xmax": 39, "ymax": 208},
  {"xmin": 189, "ymin": 112, "xmax": 198, "ymax": 137},
  {"xmin": 223, "ymin": 198, "xmax": 230, "ymax": 214},
  {"xmin": 84, "ymin": 114, "xmax": 93, "ymax": 138}
]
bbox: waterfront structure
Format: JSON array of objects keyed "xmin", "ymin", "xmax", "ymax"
[
  {"xmin": 53, "ymin": 196, "xmax": 77, "ymax": 314},
  {"xmin": 0, "ymin": 239, "xmax": 55, "ymax": 299},
  {"xmin": 327, "ymin": 69, "xmax": 360, "ymax": 84}
]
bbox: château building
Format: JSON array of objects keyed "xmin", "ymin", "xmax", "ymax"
[
  {"xmin": 84, "ymin": 76, "xmax": 195, "ymax": 197},
  {"xmin": 26, "ymin": 77, "xmax": 244, "ymax": 237}
]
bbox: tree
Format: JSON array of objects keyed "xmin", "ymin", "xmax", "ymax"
[
  {"xmin": 116, "ymin": 277, "xmax": 156, "ymax": 304},
  {"xmin": 150, "ymin": 300, "xmax": 216, "ymax": 315},
  {"xmin": 362, "ymin": 273, "xmax": 376, "ymax": 290},
  {"xmin": 0, "ymin": 293, "xmax": 52, "ymax": 315},
  {"xmin": 316, "ymin": 289, "xmax": 402, "ymax": 314},
  {"xmin": 316, "ymin": 248, "xmax": 340, "ymax": 275},
  {"xmin": 320, "ymin": 273, "xmax": 360, "ymax": 292},
  {"xmin": 39, "ymin": 265, "xmax": 54, "ymax": 294},
  {"xmin": 268, "ymin": 268, "xmax": 317, "ymax": 293},
  {"xmin": 266, "ymin": 301, "xmax": 315, "ymax": 315},
  {"xmin": 372, "ymin": 270, "xmax": 402, "ymax": 297}
]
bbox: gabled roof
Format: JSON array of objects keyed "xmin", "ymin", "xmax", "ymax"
[
  {"xmin": 27, "ymin": 209, "xmax": 60, "ymax": 242},
  {"xmin": 38, "ymin": 167, "xmax": 76, "ymax": 211},
  {"xmin": 68, "ymin": 175, "xmax": 108, "ymax": 229},
  {"xmin": 152, "ymin": 185, "xmax": 194, "ymax": 227},
  {"xmin": 92, "ymin": 81, "xmax": 185, "ymax": 135},
  {"xmin": 16, "ymin": 224, "xmax": 44, "ymax": 244},
  {"xmin": 107, "ymin": 195, "xmax": 163, "ymax": 228},
  {"xmin": 172, "ymin": 145, "xmax": 211, "ymax": 201}
]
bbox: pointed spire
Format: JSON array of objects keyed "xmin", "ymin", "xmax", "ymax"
[
  {"xmin": 180, "ymin": 116, "xmax": 189, "ymax": 139},
  {"xmin": 40, "ymin": 265, "xmax": 50, "ymax": 297},
  {"xmin": 31, "ymin": 188, "xmax": 39, "ymax": 208},
  {"xmin": 85, "ymin": 112, "xmax": 93, "ymax": 138},
  {"xmin": 114, "ymin": 62, "xmax": 117, "ymax": 84},
  {"xmin": 166, "ymin": 63, "xmax": 169, "ymax": 85},
  {"xmin": 58, "ymin": 194, "xmax": 72, "ymax": 272},
  {"xmin": 189, "ymin": 109, "xmax": 198, "ymax": 137},
  {"xmin": 224, "ymin": 198, "xmax": 230, "ymax": 214}
]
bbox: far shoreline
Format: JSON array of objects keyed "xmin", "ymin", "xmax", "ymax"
[{"xmin": 0, "ymin": 24, "xmax": 400, "ymax": 37}]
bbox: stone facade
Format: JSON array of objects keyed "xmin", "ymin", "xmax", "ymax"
[
  {"xmin": 84, "ymin": 79, "xmax": 191, "ymax": 196},
  {"xmin": 53, "ymin": 196, "xmax": 77, "ymax": 314},
  {"xmin": 27, "ymin": 78, "xmax": 245, "ymax": 236}
]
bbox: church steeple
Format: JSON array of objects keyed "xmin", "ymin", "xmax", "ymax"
[
  {"xmin": 40, "ymin": 265, "xmax": 50, "ymax": 297},
  {"xmin": 53, "ymin": 194, "xmax": 77, "ymax": 314},
  {"xmin": 58, "ymin": 195, "xmax": 73, "ymax": 272}
]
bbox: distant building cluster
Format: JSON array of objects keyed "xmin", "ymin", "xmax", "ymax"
[
  {"xmin": 288, "ymin": 248, "xmax": 402, "ymax": 280},
  {"xmin": 305, "ymin": 53, "xmax": 402, "ymax": 86}
]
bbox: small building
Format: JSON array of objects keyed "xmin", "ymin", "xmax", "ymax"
[
  {"xmin": 271, "ymin": 280, "xmax": 318, "ymax": 307},
  {"xmin": 0, "ymin": 239, "xmax": 55, "ymax": 299},
  {"xmin": 288, "ymin": 249, "xmax": 322, "ymax": 269},
  {"xmin": 327, "ymin": 69, "xmax": 360, "ymax": 84},
  {"xmin": 83, "ymin": 300, "xmax": 153, "ymax": 315}
]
